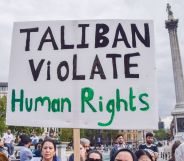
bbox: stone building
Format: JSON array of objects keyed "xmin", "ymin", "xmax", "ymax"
[{"xmin": 0, "ymin": 82, "xmax": 8, "ymax": 97}]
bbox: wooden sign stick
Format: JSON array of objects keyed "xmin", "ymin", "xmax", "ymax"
[{"xmin": 73, "ymin": 128, "xmax": 80, "ymax": 161}]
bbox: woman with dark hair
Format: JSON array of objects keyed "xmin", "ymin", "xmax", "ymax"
[
  {"xmin": 135, "ymin": 149, "xmax": 153, "ymax": 161},
  {"xmin": 86, "ymin": 150, "xmax": 103, "ymax": 161},
  {"xmin": 41, "ymin": 139, "xmax": 60, "ymax": 161},
  {"xmin": 111, "ymin": 148, "xmax": 137, "ymax": 161},
  {"xmin": 169, "ymin": 140, "xmax": 181, "ymax": 161}
]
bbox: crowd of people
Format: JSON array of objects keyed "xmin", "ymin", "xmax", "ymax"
[
  {"xmin": 1, "ymin": 129, "xmax": 184, "ymax": 161},
  {"xmin": 0, "ymin": 129, "xmax": 60, "ymax": 161},
  {"xmin": 65, "ymin": 132, "xmax": 159, "ymax": 161}
]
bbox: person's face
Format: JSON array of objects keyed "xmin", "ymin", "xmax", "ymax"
[
  {"xmin": 114, "ymin": 151, "xmax": 133, "ymax": 161},
  {"xmin": 41, "ymin": 141, "xmax": 56, "ymax": 160},
  {"xmin": 138, "ymin": 155, "xmax": 152, "ymax": 161},
  {"xmin": 146, "ymin": 136, "xmax": 153, "ymax": 145},
  {"xmin": 0, "ymin": 140, "xmax": 4, "ymax": 147},
  {"xmin": 80, "ymin": 144, "xmax": 86, "ymax": 159},
  {"xmin": 88, "ymin": 153, "xmax": 101, "ymax": 161},
  {"xmin": 37, "ymin": 144, "xmax": 42, "ymax": 150},
  {"xmin": 80, "ymin": 144, "xmax": 84, "ymax": 150},
  {"xmin": 83, "ymin": 143, "xmax": 90, "ymax": 151},
  {"xmin": 7, "ymin": 130, "xmax": 11, "ymax": 134},
  {"xmin": 117, "ymin": 136, "xmax": 124, "ymax": 145}
]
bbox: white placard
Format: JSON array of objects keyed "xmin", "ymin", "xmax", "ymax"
[{"xmin": 7, "ymin": 19, "xmax": 158, "ymax": 129}]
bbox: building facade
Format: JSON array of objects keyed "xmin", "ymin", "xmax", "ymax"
[{"xmin": 0, "ymin": 82, "xmax": 8, "ymax": 97}]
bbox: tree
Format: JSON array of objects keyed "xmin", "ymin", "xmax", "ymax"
[
  {"xmin": 154, "ymin": 129, "xmax": 171, "ymax": 140},
  {"xmin": 59, "ymin": 128, "xmax": 73, "ymax": 142},
  {"xmin": 0, "ymin": 95, "xmax": 44, "ymax": 139},
  {"xmin": 0, "ymin": 96, "xmax": 8, "ymax": 136}
]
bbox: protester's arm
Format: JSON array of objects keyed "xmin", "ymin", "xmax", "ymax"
[
  {"xmin": 154, "ymin": 145, "xmax": 159, "ymax": 159},
  {"xmin": 154, "ymin": 152, "xmax": 159, "ymax": 159}
]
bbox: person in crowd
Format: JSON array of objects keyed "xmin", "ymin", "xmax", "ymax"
[
  {"xmin": 0, "ymin": 152, "xmax": 9, "ymax": 161},
  {"xmin": 174, "ymin": 142, "xmax": 184, "ymax": 161},
  {"xmin": 0, "ymin": 138, "xmax": 8, "ymax": 158},
  {"xmin": 3, "ymin": 129, "xmax": 14, "ymax": 156},
  {"xmin": 163, "ymin": 140, "xmax": 171, "ymax": 160},
  {"xmin": 33, "ymin": 142, "xmax": 42, "ymax": 157},
  {"xmin": 86, "ymin": 150, "xmax": 103, "ymax": 161},
  {"xmin": 17, "ymin": 133, "xmax": 25, "ymax": 146},
  {"xmin": 69, "ymin": 138, "xmax": 91, "ymax": 161},
  {"xmin": 31, "ymin": 132, "xmax": 39, "ymax": 145},
  {"xmin": 168, "ymin": 140, "xmax": 181, "ymax": 161},
  {"xmin": 80, "ymin": 138, "xmax": 91, "ymax": 153},
  {"xmin": 135, "ymin": 149, "xmax": 153, "ymax": 161},
  {"xmin": 110, "ymin": 134, "xmax": 128, "ymax": 161},
  {"xmin": 41, "ymin": 139, "xmax": 60, "ymax": 161},
  {"xmin": 139, "ymin": 132, "xmax": 158, "ymax": 160},
  {"xmin": 44, "ymin": 132, "xmax": 51, "ymax": 140},
  {"xmin": 20, "ymin": 135, "xmax": 33, "ymax": 161},
  {"xmin": 111, "ymin": 148, "xmax": 137, "ymax": 161},
  {"xmin": 33, "ymin": 138, "xmax": 43, "ymax": 157}
]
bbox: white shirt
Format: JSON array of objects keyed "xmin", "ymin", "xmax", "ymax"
[{"xmin": 3, "ymin": 133, "xmax": 14, "ymax": 144}]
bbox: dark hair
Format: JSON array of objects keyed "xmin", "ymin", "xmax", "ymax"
[
  {"xmin": 146, "ymin": 132, "xmax": 153, "ymax": 138},
  {"xmin": 86, "ymin": 150, "xmax": 103, "ymax": 161},
  {"xmin": 115, "ymin": 134, "xmax": 124, "ymax": 139},
  {"xmin": 41, "ymin": 139, "xmax": 57, "ymax": 161},
  {"xmin": 21, "ymin": 135, "xmax": 32, "ymax": 145},
  {"xmin": 111, "ymin": 148, "xmax": 137, "ymax": 161},
  {"xmin": 41, "ymin": 139, "xmax": 56, "ymax": 151},
  {"xmin": 135, "ymin": 149, "xmax": 153, "ymax": 161},
  {"xmin": 171, "ymin": 140, "xmax": 181, "ymax": 161}
]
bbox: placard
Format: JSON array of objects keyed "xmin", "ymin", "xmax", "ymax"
[{"xmin": 7, "ymin": 19, "xmax": 158, "ymax": 129}]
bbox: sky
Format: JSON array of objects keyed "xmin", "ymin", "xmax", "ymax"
[{"xmin": 0, "ymin": 0, "xmax": 184, "ymax": 119}]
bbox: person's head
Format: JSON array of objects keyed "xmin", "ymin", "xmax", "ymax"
[
  {"xmin": 111, "ymin": 148, "xmax": 137, "ymax": 161},
  {"xmin": 145, "ymin": 132, "xmax": 154, "ymax": 145},
  {"xmin": 0, "ymin": 138, "xmax": 4, "ymax": 147},
  {"xmin": 116, "ymin": 134, "xmax": 125, "ymax": 145},
  {"xmin": 7, "ymin": 129, "xmax": 11, "ymax": 134},
  {"xmin": 0, "ymin": 152, "xmax": 9, "ymax": 161},
  {"xmin": 41, "ymin": 139, "xmax": 56, "ymax": 161},
  {"xmin": 45, "ymin": 132, "xmax": 49, "ymax": 137},
  {"xmin": 80, "ymin": 138, "xmax": 91, "ymax": 151},
  {"xmin": 39, "ymin": 138, "xmax": 44, "ymax": 143},
  {"xmin": 21, "ymin": 135, "xmax": 32, "ymax": 147},
  {"xmin": 86, "ymin": 150, "xmax": 103, "ymax": 161},
  {"xmin": 171, "ymin": 140, "xmax": 181, "ymax": 160},
  {"xmin": 135, "ymin": 149, "xmax": 153, "ymax": 161},
  {"xmin": 36, "ymin": 143, "xmax": 42, "ymax": 150}
]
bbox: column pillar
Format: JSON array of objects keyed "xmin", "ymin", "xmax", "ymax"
[{"xmin": 165, "ymin": 3, "xmax": 184, "ymax": 137}]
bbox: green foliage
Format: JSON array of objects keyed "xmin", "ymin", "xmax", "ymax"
[
  {"xmin": 154, "ymin": 129, "xmax": 171, "ymax": 140},
  {"xmin": 0, "ymin": 96, "xmax": 44, "ymax": 138},
  {"xmin": 9, "ymin": 126, "xmax": 44, "ymax": 135},
  {"xmin": 0, "ymin": 96, "xmax": 8, "ymax": 136},
  {"xmin": 59, "ymin": 128, "xmax": 73, "ymax": 142},
  {"xmin": 80, "ymin": 129, "xmax": 118, "ymax": 145}
]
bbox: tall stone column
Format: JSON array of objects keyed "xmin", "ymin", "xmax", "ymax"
[{"xmin": 165, "ymin": 3, "xmax": 184, "ymax": 137}]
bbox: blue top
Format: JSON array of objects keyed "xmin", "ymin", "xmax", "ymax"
[{"xmin": 20, "ymin": 147, "xmax": 33, "ymax": 161}]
